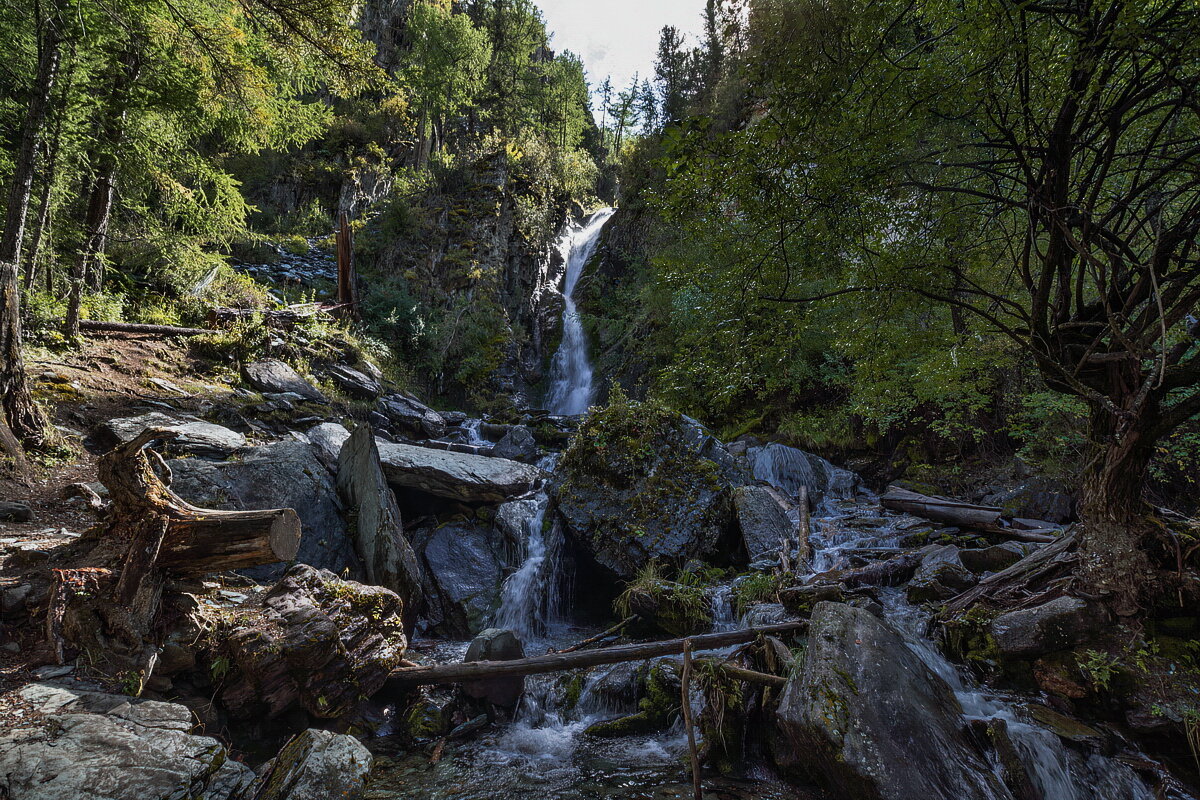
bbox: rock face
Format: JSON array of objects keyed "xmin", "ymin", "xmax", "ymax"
[
  {"xmin": 377, "ymin": 441, "xmax": 543, "ymax": 503},
  {"xmin": 244, "ymin": 359, "xmax": 327, "ymax": 402},
  {"xmin": 906, "ymin": 545, "xmax": 978, "ymax": 603},
  {"xmin": 990, "ymin": 596, "xmax": 1107, "ymax": 659},
  {"xmin": 219, "ymin": 565, "xmax": 407, "ymax": 721},
  {"xmin": 0, "ymin": 681, "xmax": 256, "ymax": 800},
  {"xmin": 377, "ymin": 393, "xmax": 446, "ymax": 439},
  {"xmin": 413, "ymin": 520, "xmax": 506, "ymax": 637},
  {"xmin": 169, "ymin": 440, "xmax": 360, "ymax": 580},
  {"xmin": 463, "ymin": 628, "xmax": 526, "ymax": 708},
  {"xmin": 92, "ymin": 412, "xmax": 246, "ymax": 458},
  {"xmin": 733, "ymin": 485, "xmax": 796, "ymax": 562},
  {"xmin": 336, "ymin": 426, "xmax": 423, "ymax": 618},
  {"xmin": 748, "ymin": 442, "xmax": 863, "ymax": 502},
  {"xmin": 253, "ymin": 728, "xmax": 372, "ymax": 800},
  {"xmin": 553, "ymin": 400, "xmax": 732, "ymax": 580},
  {"xmin": 774, "ymin": 602, "xmax": 1010, "ymax": 800}
]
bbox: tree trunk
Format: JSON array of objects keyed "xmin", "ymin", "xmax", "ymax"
[
  {"xmin": 23, "ymin": 50, "xmax": 74, "ymax": 294},
  {"xmin": 1077, "ymin": 404, "xmax": 1158, "ymax": 615},
  {"xmin": 0, "ymin": 27, "xmax": 61, "ymax": 450}
]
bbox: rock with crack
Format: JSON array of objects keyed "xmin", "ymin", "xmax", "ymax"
[
  {"xmin": 336, "ymin": 425, "xmax": 423, "ymax": 625},
  {"xmin": 92, "ymin": 412, "xmax": 246, "ymax": 459},
  {"xmin": 218, "ymin": 564, "xmax": 407, "ymax": 721},
  {"xmin": 0, "ymin": 680, "xmax": 256, "ymax": 800},
  {"xmin": 773, "ymin": 601, "xmax": 1011, "ymax": 800},
  {"xmin": 734, "ymin": 485, "xmax": 798, "ymax": 563},
  {"xmin": 252, "ymin": 728, "xmax": 372, "ymax": 800},
  {"xmin": 377, "ymin": 441, "xmax": 543, "ymax": 503},
  {"xmin": 243, "ymin": 359, "xmax": 327, "ymax": 403}
]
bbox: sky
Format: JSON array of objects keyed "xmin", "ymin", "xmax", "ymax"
[{"xmin": 537, "ymin": 0, "xmax": 706, "ymax": 108}]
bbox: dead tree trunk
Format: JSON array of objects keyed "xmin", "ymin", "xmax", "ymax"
[{"xmin": 48, "ymin": 427, "xmax": 300, "ymax": 676}]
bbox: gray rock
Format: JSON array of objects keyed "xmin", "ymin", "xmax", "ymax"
[
  {"xmin": 305, "ymin": 422, "xmax": 351, "ymax": 471},
  {"xmin": 983, "ymin": 480, "xmax": 1076, "ymax": 524},
  {"xmin": 377, "ymin": 393, "xmax": 446, "ymax": 439},
  {"xmin": 253, "ymin": 728, "xmax": 371, "ymax": 800},
  {"xmin": 906, "ymin": 545, "xmax": 978, "ymax": 603},
  {"xmin": 0, "ymin": 683, "xmax": 255, "ymax": 800},
  {"xmin": 169, "ymin": 440, "xmax": 360, "ymax": 581},
  {"xmin": 378, "ymin": 442, "xmax": 543, "ymax": 503},
  {"xmin": 336, "ymin": 426, "xmax": 422, "ymax": 615},
  {"xmin": 990, "ymin": 596, "xmax": 1107, "ymax": 658},
  {"xmin": 0, "ymin": 501, "xmax": 33, "ymax": 523},
  {"xmin": 415, "ymin": 520, "xmax": 505, "ymax": 637},
  {"xmin": 748, "ymin": 442, "xmax": 863, "ymax": 503},
  {"xmin": 491, "ymin": 425, "xmax": 539, "ymax": 463},
  {"xmin": 463, "ymin": 628, "xmax": 526, "ymax": 707},
  {"xmin": 92, "ymin": 412, "xmax": 246, "ymax": 458},
  {"xmin": 679, "ymin": 415, "xmax": 752, "ymax": 485},
  {"xmin": 244, "ymin": 359, "xmax": 327, "ymax": 402},
  {"xmin": 959, "ymin": 542, "xmax": 1031, "ymax": 574},
  {"xmin": 326, "ymin": 364, "xmax": 383, "ymax": 399},
  {"xmin": 734, "ymin": 485, "xmax": 796, "ymax": 562},
  {"xmin": 774, "ymin": 602, "xmax": 1010, "ymax": 800}
]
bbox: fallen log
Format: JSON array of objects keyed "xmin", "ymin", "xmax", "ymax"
[
  {"xmin": 205, "ymin": 307, "xmax": 316, "ymax": 329},
  {"xmin": 386, "ymin": 621, "xmax": 807, "ymax": 689},
  {"xmin": 881, "ymin": 486, "xmax": 1003, "ymax": 528},
  {"xmin": 706, "ymin": 661, "xmax": 787, "ymax": 689},
  {"xmin": 78, "ymin": 319, "xmax": 209, "ymax": 337}
]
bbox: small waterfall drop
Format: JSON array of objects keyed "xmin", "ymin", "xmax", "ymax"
[
  {"xmin": 545, "ymin": 208, "xmax": 615, "ymax": 416},
  {"xmin": 493, "ymin": 491, "xmax": 563, "ymax": 641}
]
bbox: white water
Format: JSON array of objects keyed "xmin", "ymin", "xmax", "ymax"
[
  {"xmin": 492, "ymin": 492, "xmax": 561, "ymax": 641},
  {"xmin": 544, "ymin": 209, "xmax": 615, "ymax": 416}
]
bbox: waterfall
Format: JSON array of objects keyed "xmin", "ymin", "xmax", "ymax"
[
  {"xmin": 493, "ymin": 492, "xmax": 563, "ymax": 641},
  {"xmin": 544, "ymin": 208, "xmax": 616, "ymax": 416}
]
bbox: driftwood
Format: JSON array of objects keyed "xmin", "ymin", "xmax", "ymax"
[
  {"xmin": 205, "ymin": 307, "xmax": 315, "ymax": 329},
  {"xmin": 941, "ymin": 531, "xmax": 1079, "ymax": 616},
  {"xmin": 78, "ymin": 319, "xmax": 209, "ymax": 337},
  {"xmin": 46, "ymin": 427, "xmax": 300, "ymax": 676},
  {"xmin": 881, "ymin": 486, "xmax": 1058, "ymax": 543},
  {"xmin": 386, "ymin": 621, "xmax": 807, "ymax": 689}
]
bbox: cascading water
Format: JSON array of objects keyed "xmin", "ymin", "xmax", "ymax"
[
  {"xmin": 544, "ymin": 209, "xmax": 616, "ymax": 416},
  {"xmin": 492, "ymin": 491, "xmax": 563, "ymax": 641}
]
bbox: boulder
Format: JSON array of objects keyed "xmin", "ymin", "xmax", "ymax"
[
  {"xmin": 218, "ymin": 565, "xmax": 407, "ymax": 720},
  {"xmin": 304, "ymin": 421, "xmax": 351, "ymax": 471},
  {"xmin": 253, "ymin": 728, "xmax": 371, "ymax": 800},
  {"xmin": 491, "ymin": 425, "xmax": 539, "ymax": 463},
  {"xmin": 244, "ymin": 359, "xmax": 327, "ymax": 402},
  {"xmin": 748, "ymin": 442, "xmax": 863, "ymax": 503},
  {"xmin": 773, "ymin": 602, "xmax": 1010, "ymax": 800},
  {"xmin": 906, "ymin": 545, "xmax": 978, "ymax": 603},
  {"xmin": 0, "ymin": 501, "xmax": 33, "ymax": 523},
  {"xmin": 336, "ymin": 426, "xmax": 423, "ymax": 618},
  {"xmin": 959, "ymin": 542, "xmax": 1031, "ymax": 574},
  {"xmin": 326, "ymin": 364, "xmax": 383, "ymax": 399},
  {"xmin": 990, "ymin": 596, "xmax": 1107, "ymax": 659},
  {"xmin": 92, "ymin": 412, "xmax": 246, "ymax": 458},
  {"xmin": 733, "ymin": 485, "xmax": 796, "ymax": 562},
  {"xmin": 377, "ymin": 393, "xmax": 446, "ymax": 439},
  {"xmin": 983, "ymin": 480, "xmax": 1076, "ymax": 524},
  {"xmin": 414, "ymin": 520, "xmax": 506, "ymax": 637},
  {"xmin": 679, "ymin": 415, "xmax": 752, "ymax": 485},
  {"xmin": 0, "ymin": 681, "xmax": 256, "ymax": 800},
  {"xmin": 169, "ymin": 440, "xmax": 360, "ymax": 580},
  {"xmin": 377, "ymin": 442, "xmax": 543, "ymax": 503},
  {"xmin": 462, "ymin": 628, "xmax": 526, "ymax": 708},
  {"xmin": 552, "ymin": 401, "xmax": 732, "ymax": 580}
]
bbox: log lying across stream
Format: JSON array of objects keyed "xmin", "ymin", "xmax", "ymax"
[
  {"xmin": 386, "ymin": 621, "xmax": 806, "ymax": 689},
  {"xmin": 881, "ymin": 486, "xmax": 1059, "ymax": 543}
]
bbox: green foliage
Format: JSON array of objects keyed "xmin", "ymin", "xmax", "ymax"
[{"xmin": 731, "ymin": 572, "xmax": 782, "ymax": 616}]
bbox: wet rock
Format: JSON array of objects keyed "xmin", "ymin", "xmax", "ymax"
[
  {"xmin": 415, "ymin": 520, "xmax": 506, "ymax": 637},
  {"xmin": 463, "ymin": 628, "xmax": 526, "ymax": 708},
  {"xmin": 679, "ymin": 415, "xmax": 752, "ymax": 485},
  {"xmin": 906, "ymin": 545, "xmax": 978, "ymax": 603},
  {"xmin": 377, "ymin": 393, "xmax": 446, "ymax": 439},
  {"xmin": 983, "ymin": 480, "xmax": 1076, "ymax": 524},
  {"xmin": 748, "ymin": 442, "xmax": 863, "ymax": 503},
  {"xmin": 378, "ymin": 442, "xmax": 543, "ymax": 503},
  {"xmin": 0, "ymin": 501, "xmax": 33, "ymax": 523},
  {"xmin": 219, "ymin": 565, "xmax": 407, "ymax": 721},
  {"xmin": 244, "ymin": 359, "xmax": 327, "ymax": 402},
  {"xmin": 491, "ymin": 425, "xmax": 539, "ymax": 463},
  {"xmin": 959, "ymin": 542, "xmax": 1030, "ymax": 574},
  {"xmin": 326, "ymin": 364, "xmax": 383, "ymax": 399},
  {"xmin": 304, "ymin": 421, "xmax": 351, "ymax": 471},
  {"xmin": 336, "ymin": 426, "xmax": 423, "ymax": 617},
  {"xmin": 733, "ymin": 485, "xmax": 796, "ymax": 562},
  {"xmin": 0, "ymin": 681, "xmax": 255, "ymax": 800},
  {"xmin": 92, "ymin": 412, "xmax": 246, "ymax": 458},
  {"xmin": 253, "ymin": 728, "xmax": 371, "ymax": 800},
  {"xmin": 773, "ymin": 602, "xmax": 1009, "ymax": 800},
  {"xmin": 169, "ymin": 440, "xmax": 360, "ymax": 581},
  {"xmin": 990, "ymin": 596, "xmax": 1107, "ymax": 659}
]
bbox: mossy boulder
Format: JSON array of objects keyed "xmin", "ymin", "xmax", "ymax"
[{"xmin": 552, "ymin": 392, "xmax": 734, "ymax": 579}]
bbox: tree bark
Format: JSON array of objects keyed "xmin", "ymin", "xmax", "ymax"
[
  {"xmin": 23, "ymin": 49, "xmax": 74, "ymax": 295},
  {"xmin": 0, "ymin": 24, "xmax": 62, "ymax": 450}
]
